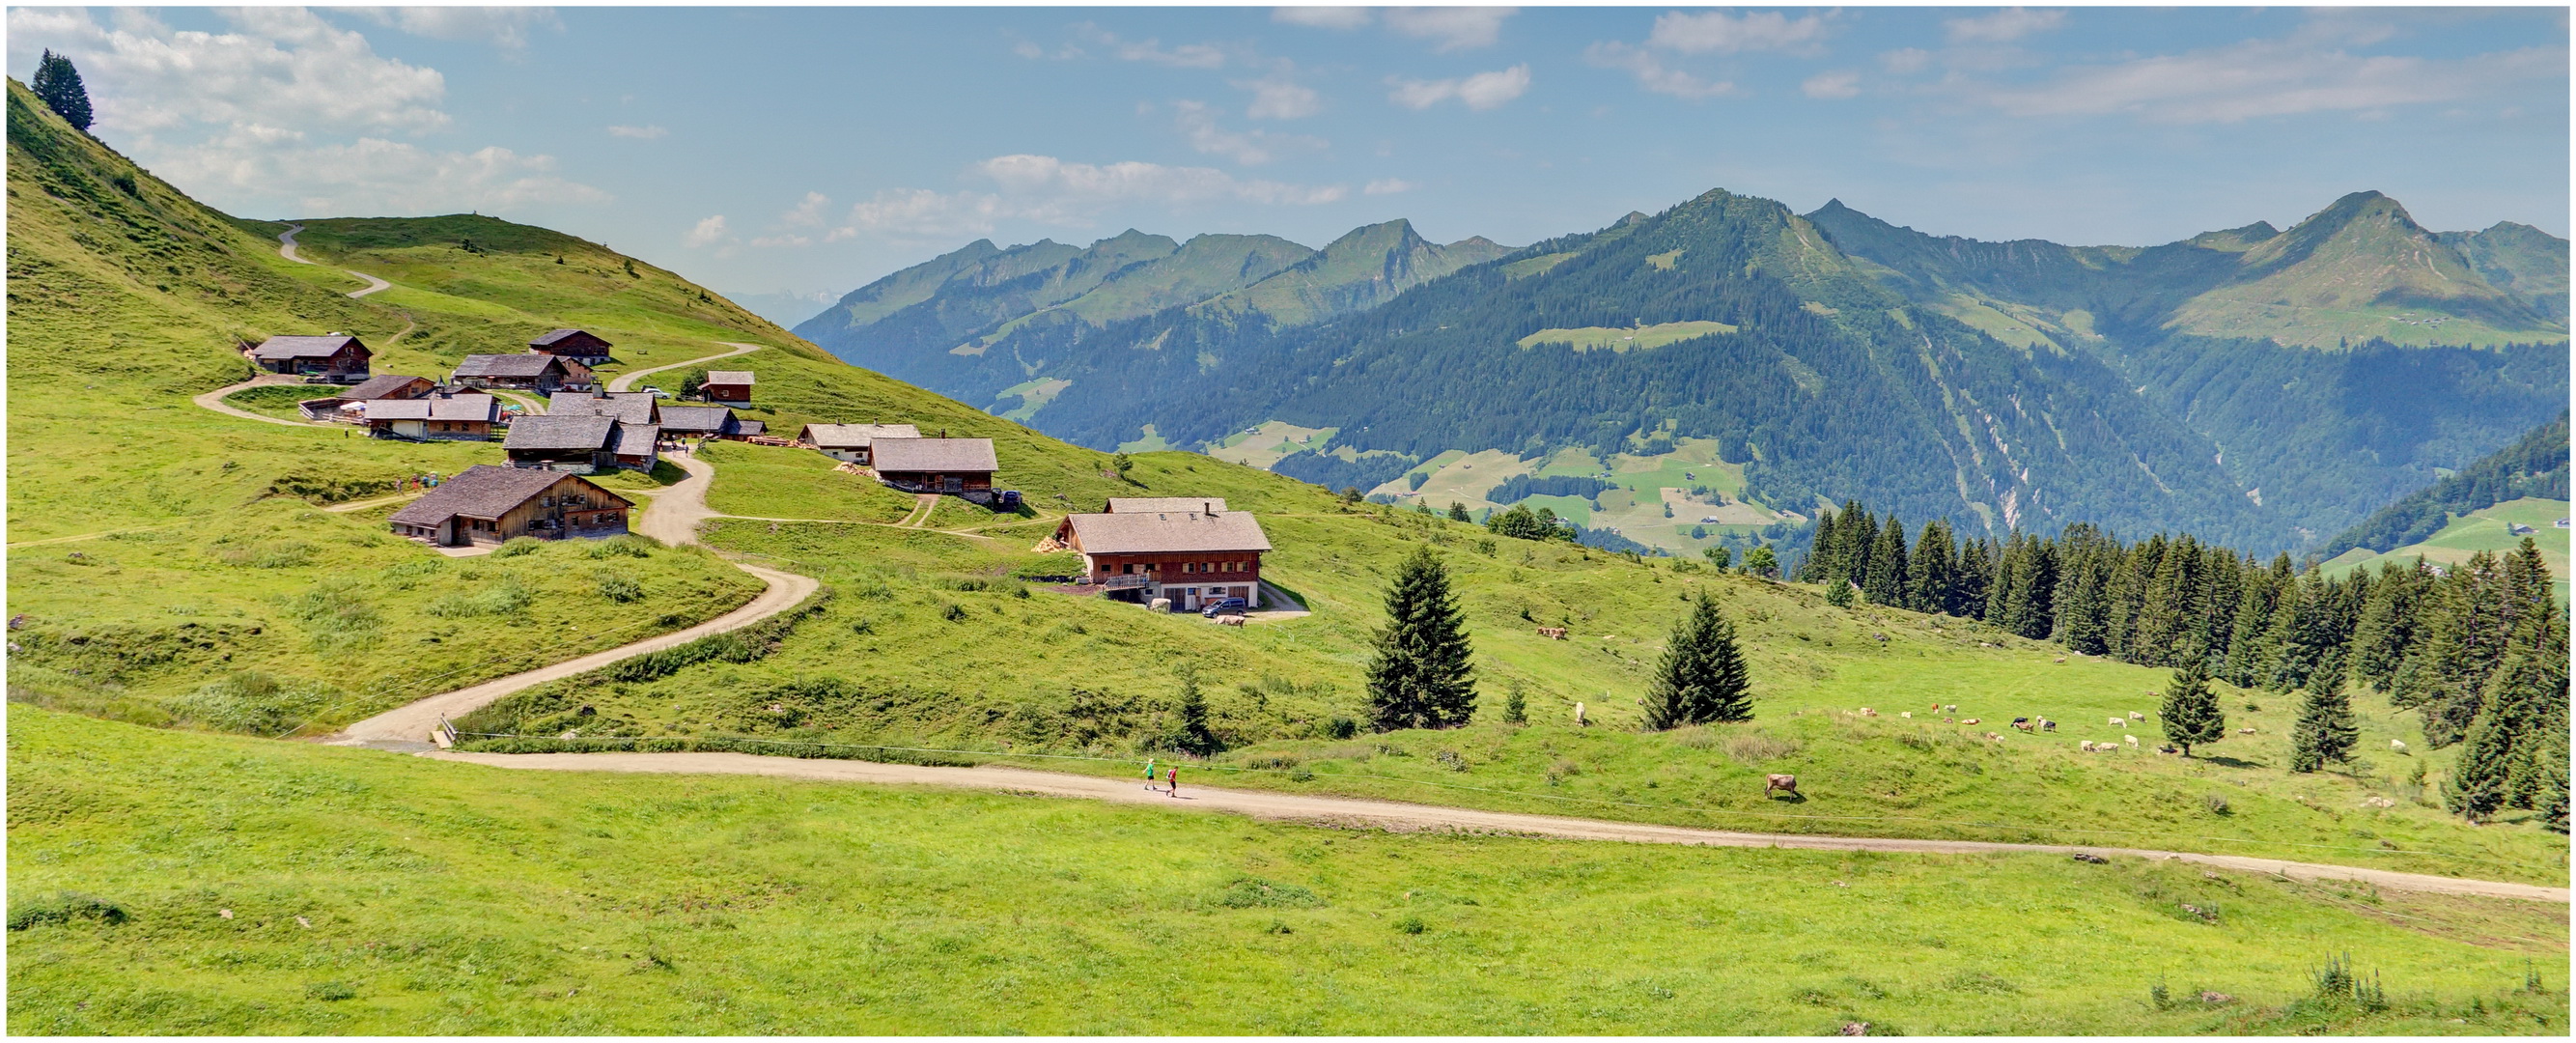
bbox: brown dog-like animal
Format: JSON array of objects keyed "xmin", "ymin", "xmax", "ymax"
[{"xmin": 1766, "ymin": 774, "xmax": 1800, "ymax": 798}]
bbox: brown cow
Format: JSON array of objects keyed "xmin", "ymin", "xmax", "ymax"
[{"xmin": 1766, "ymin": 774, "xmax": 1799, "ymax": 798}]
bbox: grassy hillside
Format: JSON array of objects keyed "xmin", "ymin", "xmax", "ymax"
[
  {"xmin": 12, "ymin": 708, "xmax": 2566, "ymax": 1034},
  {"xmin": 2324, "ymin": 497, "xmax": 2572, "ymax": 606}
]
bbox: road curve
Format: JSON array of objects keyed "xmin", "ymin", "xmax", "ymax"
[
  {"xmin": 419, "ymin": 751, "xmax": 2570, "ymax": 903},
  {"xmin": 609, "ymin": 342, "xmax": 764, "ymax": 394},
  {"xmin": 328, "ymin": 563, "xmax": 817, "ymax": 747},
  {"xmin": 277, "ymin": 223, "xmax": 392, "ymax": 298},
  {"xmin": 192, "ymin": 375, "xmax": 329, "ymax": 428}
]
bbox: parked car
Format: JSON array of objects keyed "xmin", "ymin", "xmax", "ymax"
[
  {"xmin": 1200, "ymin": 597, "xmax": 1249, "ymax": 618},
  {"xmin": 643, "ymin": 386, "xmax": 671, "ymax": 398}
]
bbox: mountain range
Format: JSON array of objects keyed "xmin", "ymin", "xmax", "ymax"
[{"xmin": 798, "ymin": 189, "xmax": 2567, "ymax": 557}]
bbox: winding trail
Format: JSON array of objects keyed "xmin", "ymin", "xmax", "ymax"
[
  {"xmin": 278, "ymin": 223, "xmax": 391, "ymax": 297},
  {"xmin": 609, "ymin": 342, "xmax": 763, "ymax": 393},
  {"xmin": 420, "ymin": 751, "xmax": 2568, "ymax": 903},
  {"xmin": 191, "ymin": 375, "xmax": 328, "ymax": 428}
]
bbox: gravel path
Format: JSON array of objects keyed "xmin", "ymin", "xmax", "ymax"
[
  {"xmin": 277, "ymin": 223, "xmax": 391, "ymax": 297},
  {"xmin": 418, "ymin": 751, "xmax": 2570, "ymax": 903},
  {"xmin": 609, "ymin": 342, "xmax": 763, "ymax": 393},
  {"xmin": 191, "ymin": 375, "xmax": 325, "ymax": 428}
]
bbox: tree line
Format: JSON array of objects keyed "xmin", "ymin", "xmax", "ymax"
[{"xmin": 1801, "ymin": 499, "xmax": 2567, "ymax": 829}]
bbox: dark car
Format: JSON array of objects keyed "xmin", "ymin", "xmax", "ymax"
[{"xmin": 1200, "ymin": 597, "xmax": 1249, "ymax": 617}]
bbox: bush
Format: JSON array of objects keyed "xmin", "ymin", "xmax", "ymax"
[
  {"xmin": 2202, "ymin": 793, "xmax": 2232, "ymax": 816},
  {"xmin": 172, "ymin": 671, "xmax": 335, "ymax": 734},
  {"xmin": 1393, "ymin": 915, "xmax": 1427, "ymax": 935},
  {"xmin": 941, "ymin": 603, "xmax": 968, "ymax": 622},
  {"xmin": 1324, "ymin": 716, "xmax": 1358, "ymax": 740},
  {"xmin": 1216, "ymin": 877, "xmax": 1324, "ymax": 909},
  {"xmin": 490, "ymin": 537, "xmax": 547, "ymax": 558},
  {"xmin": 595, "ymin": 572, "xmax": 645, "ymax": 603},
  {"xmin": 1721, "ymin": 731, "xmax": 1800, "ymax": 763},
  {"xmin": 8, "ymin": 891, "xmax": 128, "ymax": 930},
  {"xmin": 428, "ymin": 578, "xmax": 532, "ymax": 617},
  {"xmin": 304, "ymin": 981, "xmax": 357, "ymax": 1001},
  {"xmin": 584, "ymin": 534, "xmax": 660, "ymax": 558}
]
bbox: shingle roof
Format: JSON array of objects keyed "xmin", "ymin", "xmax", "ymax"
[
  {"xmin": 705, "ymin": 370, "xmax": 756, "ymax": 385},
  {"xmin": 800, "ymin": 423, "xmax": 919, "ymax": 448},
  {"xmin": 1107, "ymin": 497, "xmax": 1229, "ymax": 514},
  {"xmin": 546, "ymin": 391, "xmax": 656, "ymax": 424},
  {"xmin": 611, "ymin": 423, "xmax": 661, "ymax": 458},
  {"xmin": 456, "ymin": 353, "xmax": 563, "ymax": 378},
  {"xmin": 364, "ymin": 394, "xmax": 497, "ymax": 422},
  {"xmin": 530, "ymin": 328, "xmax": 610, "ymax": 348},
  {"xmin": 503, "ymin": 413, "xmax": 617, "ymax": 450},
  {"xmin": 657, "ymin": 406, "xmax": 737, "ymax": 435},
  {"xmin": 250, "ymin": 334, "xmax": 365, "ymax": 360},
  {"xmin": 737, "ymin": 420, "xmax": 767, "ymax": 437},
  {"xmin": 335, "ymin": 374, "xmax": 432, "ymax": 401},
  {"xmin": 870, "ymin": 437, "xmax": 997, "ymax": 473},
  {"xmin": 1064, "ymin": 510, "xmax": 1272, "ymax": 554},
  {"xmin": 390, "ymin": 465, "xmax": 628, "ymax": 525}
]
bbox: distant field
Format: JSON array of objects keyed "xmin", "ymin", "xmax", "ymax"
[
  {"xmin": 699, "ymin": 441, "xmax": 915, "ymax": 522},
  {"xmin": 1360, "ymin": 437, "xmax": 1787, "ymax": 553},
  {"xmin": 990, "ymin": 377, "xmax": 1071, "ymax": 422},
  {"xmin": 1209, "ymin": 419, "xmax": 1337, "ymax": 469},
  {"xmin": 1517, "ymin": 320, "xmax": 1739, "ymax": 352},
  {"xmin": 2323, "ymin": 497, "xmax": 2570, "ymax": 604},
  {"xmin": 1117, "ymin": 424, "xmax": 1177, "ymax": 453}
]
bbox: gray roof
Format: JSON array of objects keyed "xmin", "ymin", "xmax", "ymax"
[
  {"xmin": 1064, "ymin": 510, "xmax": 1272, "ymax": 554},
  {"xmin": 531, "ymin": 328, "xmax": 610, "ymax": 348},
  {"xmin": 390, "ymin": 465, "xmax": 628, "ymax": 525},
  {"xmin": 800, "ymin": 422, "xmax": 918, "ymax": 448},
  {"xmin": 365, "ymin": 394, "xmax": 497, "ymax": 422},
  {"xmin": 503, "ymin": 413, "xmax": 617, "ymax": 450},
  {"xmin": 737, "ymin": 420, "xmax": 766, "ymax": 437},
  {"xmin": 1108, "ymin": 497, "xmax": 1229, "ymax": 514},
  {"xmin": 658, "ymin": 405, "xmax": 737, "ymax": 435},
  {"xmin": 456, "ymin": 353, "xmax": 564, "ymax": 379},
  {"xmin": 334, "ymin": 374, "xmax": 432, "ymax": 401},
  {"xmin": 706, "ymin": 370, "xmax": 755, "ymax": 385},
  {"xmin": 250, "ymin": 334, "xmax": 365, "ymax": 360},
  {"xmin": 870, "ymin": 437, "xmax": 997, "ymax": 473},
  {"xmin": 612, "ymin": 423, "xmax": 660, "ymax": 458},
  {"xmin": 546, "ymin": 391, "xmax": 656, "ymax": 425}
]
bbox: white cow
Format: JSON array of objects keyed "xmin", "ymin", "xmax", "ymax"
[
  {"xmin": 2391, "ymin": 739, "xmax": 2408, "ymax": 753},
  {"xmin": 2124, "ymin": 734, "xmax": 2140, "ymax": 748},
  {"xmin": 2110, "ymin": 717, "xmax": 2127, "ymax": 728}
]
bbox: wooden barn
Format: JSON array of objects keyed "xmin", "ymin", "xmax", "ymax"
[
  {"xmin": 1053, "ymin": 504, "xmax": 1272, "ymax": 611},
  {"xmin": 248, "ymin": 334, "xmax": 371, "ymax": 381},
  {"xmin": 657, "ymin": 405, "xmax": 740, "ymax": 440},
  {"xmin": 528, "ymin": 328, "xmax": 614, "ymax": 365},
  {"xmin": 361, "ymin": 393, "xmax": 500, "ymax": 440},
  {"xmin": 455, "ymin": 353, "xmax": 593, "ymax": 394},
  {"xmin": 871, "ymin": 437, "xmax": 996, "ymax": 493},
  {"xmin": 703, "ymin": 370, "xmax": 755, "ymax": 403},
  {"xmin": 388, "ymin": 465, "xmax": 631, "ymax": 548},
  {"xmin": 799, "ymin": 423, "xmax": 919, "ymax": 464},
  {"xmin": 298, "ymin": 374, "xmax": 434, "ymax": 421},
  {"xmin": 503, "ymin": 414, "xmax": 658, "ymax": 473},
  {"xmin": 546, "ymin": 389, "xmax": 657, "ymax": 425}
]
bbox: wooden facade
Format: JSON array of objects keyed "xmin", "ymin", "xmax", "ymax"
[
  {"xmin": 529, "ymin": 328, "xmax": 614, "ymax": 365},
  {"xmin": 703, "ymin": 370, "xmax": 754, "ymax": 403},
  {"xmin": 248, "ymin": 334, "xmax": 372, "ymax": 381},
  {"xmin": 1053, "ymin": 507, "xmax": 1272, "ymax": 611},
  {"xmin": 388, "ymin": 465, "xmax": 632, "ymax": 548}
]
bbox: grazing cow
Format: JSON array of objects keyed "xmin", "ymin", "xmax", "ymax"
[
  {"xmin": 1860, "ymin": 707, "xmax": 1878, "ymax": 717},
  {"xmin": 2124, "ymin": 734, "xmax": 2139, "ymax": 748},
  {"xmin": 1961, "ymin": 718, "xmax": 1981, "ymax": 725},
  {"xmin": 1900, "ymin": 711, "xmax": 1913, "ymax": 719},
  {"xmin": 1574, "ymin": 701, "xmax": 1587, "ymax": 726},
  {"xmin": 2391, "ymin": 739, "xmax": 2409, "ymax": 753},
  {"xmin": 1985, "ymin": 732, "xmax": 2005, "ymax": 743},
  {"xmin": 2040, "ymin": 719, "xmax": 2058, "ymax": 732},
  {"xmin": 1537, "ymin": 627, "xmax": 1569, "ymax": 640},
  {"xmin": 2054, "ymin": 656, "xmax": 2067, "ymax": 664},
  {"xmin": 1765, "ymin": 774, "xmax": 1800, "ymax": 798},
  {"xmin": 2129, "ymin": 711, "xmax": 2145, "ymax": 720},
  {"xmin": 2110, "ymin": 717, "xmax": 2127, "ymax": 727},
  {"xmin": 1218, "ymin": 614, "xmax": 1247, "ymax": 627},
  {"xmin": 2012, "ymin": 719, "xmax": 2033, "ymax": 732},
  {"xmin": 2238, "ymin": 726, "xmax": 2257, "ymax": 734},
  {"xmin": 2080, "ymin": 741, "xmax": 2097, "ymax": 751},
  {"xmin": 1944, "ymin": 704, "xmax": 1958, "ymax": 713}
]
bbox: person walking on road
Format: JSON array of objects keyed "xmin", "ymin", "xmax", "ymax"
[
  {"xmin": 1143, "ymin": 757, "xmax": 1157, "ymax": 791},
  {"xmin": 1166, "ymin": 765, "xmax": 1179, "ymax": 797}
]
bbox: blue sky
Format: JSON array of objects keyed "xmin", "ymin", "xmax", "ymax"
[{"xmin": 10, "ymin": 6, "xmax": 2567, "ymax": 323}]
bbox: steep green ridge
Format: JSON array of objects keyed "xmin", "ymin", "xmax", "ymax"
[
  {"xmin": 2178, "ymin": 192, "xmax": 2557, "ymax": 347},
  {"xmin": 2324, "ymin": 413, "xmax": 2573, "ymax": 558},
  {"xmin": 16, "ymin": 709, "xmax": 2564, "ymax": 1034},
  {"xmin": 2441, "ymin": 222, "xmax": 2574, "ymax": 323}
]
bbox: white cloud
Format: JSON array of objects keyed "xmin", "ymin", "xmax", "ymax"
[
  {"xmin": 1272, "ymin": 7, "xmax": 1373, "ymax": 30},
  {"xmin": 1584, "ymin": 43, "xmax": 1735, "ymax": 100},
  {"xmin": 10, "ymin": 7, "xmax": 448, "ymax": 135},
  {"xmin": 1382, "ymin": 8, "xmax": 1515, "ymax": 52},
  {"xmin": 1803, "ymin": 70, "xmax": 1862, "ymax": 99},
  {"xmin": 1945, "ymin": 8, "xmax": 2065, "ymax": 44},
  {"xmin": 685, "ymin": 215, "xmax": 731, "ymax": 248},
  {"xmin": 1386, "ymin": 65, "xmax": 1531, "ymax": 111},
  {"xmin": 1976, "ymin": 37, "xmax": 2565, "ymax": 124},
  {"xmin": 1241, "ymin": 76, "xmax": 1323, "ymax": 120},
  {"xmin": 343, "ymin": 7, "xmax": 561, "ymax": 50},
  {"xmin": 749, "ymin": 234, "xmax": 811, "ymax": 248},
  {"xmin": 1363, "ymin": 178, "xmax": 1415, "ymax": 195},
  {"xmin": 1074, "ymin": 23, "xmax": 1226, "ymax": 69},
  {"xmin": 153, "ymin": 130, "xmax": 607, "ymax": 214},
  {"xmin": 606, "ymin": 124, "xmax": 666, "ymax": 139},
  {"xmin": 829, "ymin": 155, "xmax": 1348, "ymax": 241},
  {"xmin": 1879, "ymin": 47, "xmax": 1933, "ymax": 74},
  {"xmin": 781, "ymin": 191, "xmax": 832, "ymax": 227},
  {"xmin": 1012, "ymin": 41, "xmax": 1044, "ymax": 59},
  {"xmin": 1646, "ymin": 11, "xmax": 1833, "ymax": 56},
  {"xmin": 1172, "ymin": 101, "xmax": 1326, "ymax": 166}
]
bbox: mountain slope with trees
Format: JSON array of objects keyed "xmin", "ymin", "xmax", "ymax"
[{"xmin": 2322, "ymin": 412, "xmax": 2572, "ymax": 559}]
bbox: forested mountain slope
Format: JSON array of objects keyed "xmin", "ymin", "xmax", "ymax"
[{"xmin": 2324, "ymin": 412, "xmax": 2572, "ymax": 559}]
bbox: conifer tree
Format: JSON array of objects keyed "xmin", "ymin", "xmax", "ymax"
[
  {"xmin": 1173, "ymin": 663, "xmax": 1220, "ymax": 755},
  {"xmin": 1908, "ymin": 520, "xmax": 1955, "ymax": 615},
  {"xmin": 2054, "ymin": 527, "xmax": 2114, "ymax": 655},
  {"xmin": 2159, "ymin": 659, "xmax": 2227, "ymax": 757},
  {"xmin": 2347, "ymin": 560, "xmax": 2427, "ymax": 691},
  {"xmin": 2221, "ymin": 564, "xmax": 2277, "ymax": 686},
  {"xmin": 1447, "ymin": 501, "xmax": 1470, "ymax": 522},
  {"xmin": 1862, "ymin": 514, "xmax": 1909, "ymax": 606},
  {"xmin": 2289, "ymin": 652, "xmax": 2359, "ymax": 773},
  {"xmin": 31, "ymin": 50, "xmax": 94, "ymax": 132},
  {"xmin": 2103, "ymin": 536, "xmax": 2159, "ymax": 658},
  {"xmin": 1364, "ymin": 546, "xmax": 1476, "ymax": 731},
  {"xmin": 1954, "ymin": 536, "xmax": 1996, "ymax": 618},
  {"xmin": 2400, "ymin": 551, "xmax": 2510, "ymax": 747},
  {"xmin": 1642, "ymin": 593, "xmax": 1753, "ymax": 729}
]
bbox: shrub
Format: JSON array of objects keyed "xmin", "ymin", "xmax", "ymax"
[
  {"xmin": 172, "ymin": 671, "xmax": 335, "ymax": 734},
  {"xmin": 1216, "ymin": 877, "xmax": 1324, "ymax": 909},
  {"xmin": 7, "ymin": 891, "xmax": 127, "ymax": 931},
  {"xmin": 941, "ymin": 603, "xmax": 968, "ymax": 622},
  {"xmin": 428, "ymin": 579, "xmax": 532, "ymax": 618},
  {"xmin": 1393, "ymin": 915, "xmax": 1426, "ymax": 935},
  {"xmin": 1721, "ymin": 731, "xmax": 1801, "ymax": 763},
  {"xmin": 490, "ymin": 537, "xmax": 547, "ymax": 558},
  {"xmin": 595, "ymin": 572, "xmax": 644, "ymax": 603},
  {"xmin": 305, "ymin": 981, "xmax": 357, "ymax": 1001},
  {"xmin": 584, "ymin": 534, "xmax": 660, "ymax": 558},
  {"xmin": 2202, "ymin": 793, "xmax": 2232, "ymax": 816},
  {"xmin": 1324, "ymin": 716, "xmax": 1358, "ymax": 740}
]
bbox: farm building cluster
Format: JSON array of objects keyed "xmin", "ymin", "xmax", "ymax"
[{"xmin": 1040, "ymin": 498, "xmax": 1275, "ymax": 614}]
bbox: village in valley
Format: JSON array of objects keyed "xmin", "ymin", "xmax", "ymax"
[{"xmin": 248, "ymin": 327, "xmax": 1279, "ymax": 619}]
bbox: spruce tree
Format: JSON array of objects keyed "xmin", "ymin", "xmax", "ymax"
[
  {"xmin": 1173, "ymin": 663, "xmax": 1220, "ymax": 755},
  {"xmin": 1908, "ymin": 521, "xmax": 1955, "ymax": 615},
  {"xmin": 2159, "ymin": 659, "xmax": 2227, "ymax": 757},
  {"xmin": 1364, "ymin": 546, "xmax": 1476, "ymax": 731},
  {"xmin": 1862, "ymin": 514, "xmax": 1909, "ymax": 606},
  {"xmin": 2347, "ymin": 560, "xmax": 2425, "ymax": 691},
  {"xmin": 2221, "ymin": 563, "xmax": 2276, "ymax": 685},
  {"xmin": 1642, "ymin": 593, "xmax": 1753, "ymax": 729},
  {"xmin": 1447, "ymin": 501, "xmax": 1470, "ymax": 522},
  {"xmin": 31, "ymin": 50, "xmax": 94, "ymax": 132},
  {"xmin": 2288, "ymin": 653, "xmax": 2359, "ymax": 773}
]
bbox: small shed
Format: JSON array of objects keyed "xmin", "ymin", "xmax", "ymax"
[
  {"xmin": 388, "ymin": 465, "xmax": 632, "ymax": 548},
  {"xmin": 703, "ymin": 370, "xmax": 755, "ymax": 403},
  {"xmin": 799, "ymin": 423, "xmax": 920, "ymax": 464},
  {"xmin": 248, "ymin": 334, "xmax": 372, "ymax": 381},
  {"xmin": 529, "ymin": 328, "xmax": 614, "ymax": 365},
  {"xmin": 871, "ymin": 437, "xmax": 997, "ymax": 493},
  {"xmin": 456, "ymin": 353, "xmax": 593, "ymax": 394},
  {"xmin": 362, "ymin": 393, "xmax": 500, "ymax": 441}
]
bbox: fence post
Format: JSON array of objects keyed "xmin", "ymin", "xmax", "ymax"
[{"xmin": 434, "ymin": 715, "xmax": 458, "ymax": 748}]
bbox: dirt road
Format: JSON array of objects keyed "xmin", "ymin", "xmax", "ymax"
[
  {"xmin": 636, "ymin": 450, "xmax": 721, "ymax": 545},
  {"xmin": 277, "ymin": 223, "xmax": 391, "ymax": 297},
  {"xmin": 609, "ymin": 342, "xmax": 763, "ymax": 394},
  {"xmin": 420, "ymin": 750, "xmax": 2570, "ymax": 903},
  {"xmin": 192, "ymin": 375, "xmax": 325, "ymax": 428},
  {"xmin": 328, "ymin": 563, "xmax": 816, "ymax": 748}
]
